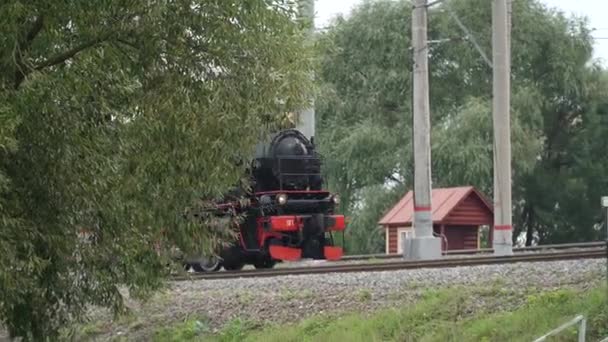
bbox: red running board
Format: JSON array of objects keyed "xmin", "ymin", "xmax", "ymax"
[
  {"xmin": 324, "ymin": 246, "xmax": 343, "ymax": 261},
  {"xmin": 269, "ymin": 245, "xmax": 302, "ymax": 261},
  {"xmin": 269, "ymin": 245, "xmax": 344, "ymax": 261}
]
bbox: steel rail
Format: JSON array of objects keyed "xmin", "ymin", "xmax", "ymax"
[
  {"xmin": 172, "ymin": 247, "xmax": 606, "ymax": 281},
  {"xmin": 341, "ymin": 241, "xmax": 607, "ymax": 261}
]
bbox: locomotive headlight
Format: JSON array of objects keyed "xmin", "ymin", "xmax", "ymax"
[
  {"xmin": 276, "ymin": 193, "xmax": 288, "ymax": 205},
  {"xmin": 332, "ymin": 194, "xmax": 340, "ymax": 205}
]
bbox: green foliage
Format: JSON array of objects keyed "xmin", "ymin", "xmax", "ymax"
[
  {"xmin": 355, "ymin": 288, "xmax": 372, "ymax": 302},
  {"xmin": 525, "ymin": 289, "xmax": 572, "ymax": 308},
  {"xmin": 153, "ymin": 316, "xmax": 211, "ymax": 342},
  {"xmin": 280, "ymin": 288, "xmax": 314, "ymax": 301},
  {"xmin": 315, "ymin": 0, "xmax": 608, "ymax": 250},
  {"xmin": 342, "ymin": 184, "xmax": 404, "ymax": 254},
  {"xmin": 214, "ymin": 318, "xmax": 258, "ymax": 342},
  {"xmin": 0, "ymin": 1, "xmax": 313, "ymax": 340},
  {"xmin": 204, "ymin": 285, "xmax": 607, "ymax": 342}
]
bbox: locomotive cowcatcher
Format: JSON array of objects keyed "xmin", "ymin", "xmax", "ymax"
[{"xmin": 186, "ymin": 129, "xmax": 346, "ymax": 272}]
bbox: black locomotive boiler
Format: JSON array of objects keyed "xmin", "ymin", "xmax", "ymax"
[{"xmin": 187, "ymin": 129, "xmax": 346, "ymax": 272}]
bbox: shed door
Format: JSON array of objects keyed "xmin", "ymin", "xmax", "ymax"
[
  {"xmin": 445, "ymin": 227, "xmax": 465, "ymax": 250},
  {"xmin": 444, "ymin": 226, "xmax": 478, "ymax": 250}
]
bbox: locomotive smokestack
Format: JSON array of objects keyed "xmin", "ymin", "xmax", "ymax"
[{"xmin": 296, "ymin": 0, "xmax": 315, "ymax": 142}]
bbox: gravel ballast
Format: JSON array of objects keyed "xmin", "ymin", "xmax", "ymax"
[{"xmin": 77, "ymin": 258, "xmax": 607, "ymax": 341}]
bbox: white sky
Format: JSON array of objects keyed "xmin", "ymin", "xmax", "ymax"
[{"xmin": 315, "ymin": 0, "xmax": 608, "ymax": 65}]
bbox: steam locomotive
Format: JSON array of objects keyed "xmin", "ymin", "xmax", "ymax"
[{"xmin": 186, "ymin": 129, "xmax": 346, "ymax": 272}]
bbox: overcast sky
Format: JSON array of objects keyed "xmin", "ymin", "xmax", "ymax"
[{"xmin": 315, "ymin": 0, "xmax": 608, "ymax": 65}]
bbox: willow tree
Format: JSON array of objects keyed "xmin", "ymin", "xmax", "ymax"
[{"xmin": 0, "ymin": 1, "xmax": 313, "ymax": 339}]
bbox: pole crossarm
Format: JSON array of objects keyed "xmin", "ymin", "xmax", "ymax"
[{"xmin": 410, "ymin": 0, "xmax": 492, "ymax": 68}]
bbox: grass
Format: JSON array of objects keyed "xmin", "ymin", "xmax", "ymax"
[
  {"xmin": 153, "ymin": 315, "xmax": 212, "ymax": 342},
  {"xmin": 280, "ymin": 288, "xmax": 314, "ymax": 301},
  {"xmin": 235, "ymin": 291, "xmax": 255, "ymax": 305},
  {"xmin": 78, "ymin": 321, "xmax": 106, "ymax": 338},
  {"xmin": 156, "ymin": 284, "xmax": 608, "ymax": 342},
  {"xmin": 355, "ymin": 288, "xmax": 372, "ymax": 302}
]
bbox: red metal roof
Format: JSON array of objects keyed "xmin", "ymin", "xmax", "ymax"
[{"xmin": 378, "ymin": 186, "xmax": 493, "ymax": 226}]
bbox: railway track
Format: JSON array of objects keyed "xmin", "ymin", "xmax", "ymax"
[
  {"xmin": 342, "ymin": 241, "xmax": 608, "ymax": 260},
  {"xmin": 172, "ymin": 244, "xmax": 607, "ymax": 281}
]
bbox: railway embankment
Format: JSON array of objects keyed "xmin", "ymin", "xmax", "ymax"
[{"xmin": 69, "ymin": 257, "xmax": 606, "ymax": 341}]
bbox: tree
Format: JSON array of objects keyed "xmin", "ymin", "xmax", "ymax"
[
  {"xmin": 0, "ymin": 1, "xmax": 313, "ymax": 339},
  {"xmin": 342, "ymin": 184, "xmax": 406, "ymax": 254},
  {"xmin": 315, "ymin": 0, "xmax": 607, "ymax": 251}
]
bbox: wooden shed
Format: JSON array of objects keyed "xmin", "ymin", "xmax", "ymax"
[{"xmin": 379, "ymin": 186, "xmax": 494, "ymax": 254}]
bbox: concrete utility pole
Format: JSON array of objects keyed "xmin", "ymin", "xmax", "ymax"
[
  {"xmin": 492, "ymin": 0, "xmax": 513, "ymax": 255},
  {"xmin": 296, "ymin": 0, "xmax": 316, "ymax": 142},
  {"xmin": 405, "ymin": 0, "xmax": 442, "ymax": 260},
  {"xmin": 602, "ymin": 196, "xmax": 608, "ymax": 295}
]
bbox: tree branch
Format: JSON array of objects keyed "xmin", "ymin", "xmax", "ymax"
[
  {"xmin": 26, "ymin": 16, "xmax": 44, "ymax": 46},
  {"xmin": 13, "ymin": 15, "xmax": 45, "ymax": 89},
  {"xmin": 116, "ymin": 38, "xmax": 139, "ymax": 50},
  {"xmin": 34, "ymin": 32, "xmax": 113, "ymax": 71}
]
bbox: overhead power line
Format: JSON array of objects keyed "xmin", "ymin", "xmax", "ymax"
[{"xmin": 443, "ymin": 4, "xmax": 493, "ymax": 68}]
